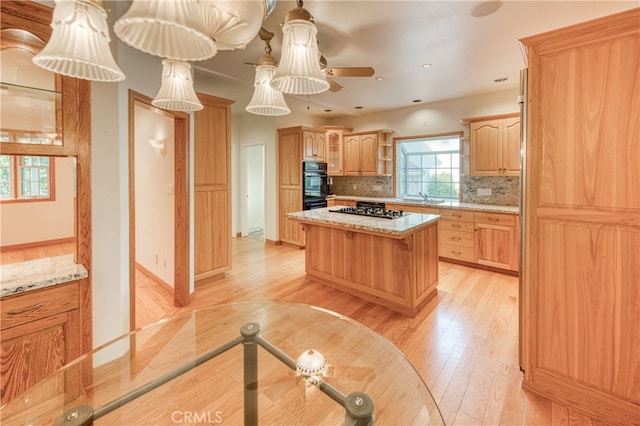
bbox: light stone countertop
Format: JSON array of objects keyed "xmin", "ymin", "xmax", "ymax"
[
  {"xmin": 288, "ymin": 207, "xmax": 439, "ymax": 237},
  {"xmin": 328, "ymin": 195, "xmax": 520, "ymax": 214},
  {"xmin": 0, "ymin": 254, "xmax": 88, "ymax": 298}
]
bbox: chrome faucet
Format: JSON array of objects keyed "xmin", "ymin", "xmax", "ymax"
[{"xmin": 418, "ymin": 191, "xmax": 430, "ymax": 201}]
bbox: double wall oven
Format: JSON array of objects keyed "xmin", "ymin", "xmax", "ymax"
[{"xmin": 303, "ymin": 161, "xmax": 329, "ymax": 210}]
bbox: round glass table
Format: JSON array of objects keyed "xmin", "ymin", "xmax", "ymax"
[{"xmin": 1, "ymin": 301, "xmax": 444, "ymax": 425}]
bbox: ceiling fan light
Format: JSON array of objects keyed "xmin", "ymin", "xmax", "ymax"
[
  {"xmin": 246, "ymin": 64, "xmax": 291, "ymax": 116},
  {"xmin": 32, "ymin": 0, "xmax": 125, "ymax": 82},
  {"xmin": 271, "ymin": 19, "xmax": 329, "ymax": 95},
  {"xmin": 114, "ymin": 0, "xmax": 216, "ymax": 62},
  {"xmin": 152, "ymin": 59, "xmax": 203, "ymax": 112}
]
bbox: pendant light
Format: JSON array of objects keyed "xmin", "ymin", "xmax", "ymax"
[
  {"xmin": 32, "ymin": 0, "xmax": 125, "ymax": 82},
  {"xmin": 245, "ymin": 28, "xmax": 290, "ymax": 116},
  {"xmin": 270, "ymin": 0, "xmax": 329, "ymax": 95},
  {"xmin": 152, "ymin": 59, "xmax": 203, "ymax": 112},
  {"xmin": 113, "ymin": 0, "xmax": 216, "ymax": 62}
]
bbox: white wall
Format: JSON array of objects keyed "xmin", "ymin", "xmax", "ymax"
[
  {"xmin": 0, "ymin": 157, "xmax": 74, "ymax": 246},
  {"xmin": 245, "ymin": 145, "xmax": 264, "ymax": 234},
  {"xmin": 134, "ymin": 105, "xmax": 175, "ymax": 286},
  {"xmin": 325, "ymin": 88, "xmax": 520, "ymax": 136}
]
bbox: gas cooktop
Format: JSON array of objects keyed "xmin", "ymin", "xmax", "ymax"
[{"xmin": 330, "ymin": 206, "xmax": 406, "ymax": 219}]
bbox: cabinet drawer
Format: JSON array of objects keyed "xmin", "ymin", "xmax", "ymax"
[
  {"xmin": 439, "ymin": 243, "xmax": 475, "ymax": 262},
  {"xmin": 440, "ymin": 210, "xmax": 474, "ymax": 222},
  {"xmin": 440, "ymin": 229, "xmax": 474, "ymax": 247},
  {"xmin": 1, "ymin": 282, "xmax": 79, "ymax": 331},
  {"xmin": 439, "ymin": 219, "xmax": 474, "ymax": 232},
  {"xmin": 474, "ymin": 211, "xmax": 516, "ymax": 226}
]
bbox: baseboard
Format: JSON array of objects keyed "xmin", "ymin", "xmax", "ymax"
[
  {"xmin": 265, "ymin": 239, "xmax": 279, "ymax": 245},
  {"xmin": 135, "ymin": 262, "xmax": 173, "ymax": 297},
  {"xmin": 1, "ymin": 237, "xmax": 75, "ymax": 253},
  {"xmin": 439, "ymin": 257, "xmax": 519, "ymax": 277},
  {"xmin": 235, "ymin": 232, "xmax": 242, "ymax": 238}
]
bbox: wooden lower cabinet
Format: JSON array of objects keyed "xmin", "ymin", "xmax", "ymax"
[
  {"xmin": 474, "ymin": 212, "xmax": 518, "ymax": 271},
  {"xmin": 0, "ymin": 281, "xmax": 82, "ymax": 405}
]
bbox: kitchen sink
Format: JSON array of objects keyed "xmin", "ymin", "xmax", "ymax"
[{"xmin": 401, "ymin": 196, "xmax": 446, "ymax": 205}]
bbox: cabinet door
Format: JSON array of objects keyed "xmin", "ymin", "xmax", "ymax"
[
  {"xmin": 326, "ymin": 131, "xmax": 343, "ymax": 175},
  {"xmin": 302, "ymin": 130, "xmax": 316, "ymax": 161},
  {"xmin": 279, "ymin": 132, "xmax": 302, "ymax": 186},
  {"xmin": 470, "ymin": 120, "xmax": 501, "ymax": 175},
  {"xmin": 344, "ymin": 135, "xmax": 361, "ymax": 175},
  {"xmin": 502, "ymin": 117, "xmax": 521, "ymax": 176},
  {"xmin": 360, "ymin": 133, "xmax": 378, "ymax": 175},
  {"xmin": 475, "ymin": 223, "xmax": 515, "ymax": 270},
  {"xmin": 1, "ymin": 311, "xmax": 76, "ymax": 404},
  {"xmin": 279, "ymin": 188, "xmax": 303, "ymax": 245},
  {"xmin": 314, "ymin": 132, "xmax": 326, "ymax": 162}
]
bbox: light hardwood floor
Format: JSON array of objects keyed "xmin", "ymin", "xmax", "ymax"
[
  {"xmin": 2, "ymin": 239, "xmax": 607, "ymax": 425},
  {"xmin": 136, "ymin": 237, "xmax": 607, "ymax": 426}
]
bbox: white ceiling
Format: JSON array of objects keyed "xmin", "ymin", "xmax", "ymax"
[{"xmin": 198, "ymin": 1, "xmax": 637, "ymax": 118}]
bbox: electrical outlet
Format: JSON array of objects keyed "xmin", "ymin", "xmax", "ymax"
[
  {"xmin": 154, "ymin": 253, "xmax": 159, "ymax": 265},
  {"xmin": 477, "ymin": 188, "xmax": 492, "ymax": 196},
  {"xmin": 167, "ymin": 184, "xmax": 174, "ymax": 195},
  {"xmin": 373, "ymin": 184, "xmax": 382, "ymax": 191}
]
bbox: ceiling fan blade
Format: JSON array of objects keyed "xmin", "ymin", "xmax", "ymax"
[
  {"xmin": 326, "ymin": 67, "xmax": 375, "ymax": 77},
  {"xmin": 327, "ymin": 77, "xmax": 344, "ymax": 92}
]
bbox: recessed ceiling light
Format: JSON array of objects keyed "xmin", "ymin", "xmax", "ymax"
[
  {"xmin": 376, "ymin": 76, "xmax": 384, "ymax": 81},
  {"xmin": 422, "ymin": 64, "xmax": 432, "ymax": 68},
  {"xmin": 494, "ymin": 77, "xmax": 508, "ymax": 82},
  {"xmin": 355, "ymin": 106, "xmax": 363, "ymax": 109},
  {"xmin": 412, "ymin": 99, "xmax": 422, "ymax": 103},
  {"xmin": 469, "ymin": 0, "xmax": 503, "ymax": 18}
]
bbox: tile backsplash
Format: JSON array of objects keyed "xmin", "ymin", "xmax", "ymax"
[
  {"xmin": 330, "ymin": 176, "xmax": 393, "ymax": 197},
  {"xmin": 462, "ymin": 176, "xmax": 520, "ymax": 206},
  {"xmin": 331, "ymin": 175, "xmax": 519, "ymax": 206}
]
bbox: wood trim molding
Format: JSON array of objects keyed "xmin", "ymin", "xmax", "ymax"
[
  {"xmin": 460, "ymin": 113, "xmax": 519, "ymax": 124},
  {"xmin": 127, "ymin": 90, "xmax": 191, "ymax": 332},
  {"xmin": 1, "ymin": 237, "xmax": 74, "ymax": 252}
]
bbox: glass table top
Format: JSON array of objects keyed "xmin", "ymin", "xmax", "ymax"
[{"xmin": 1, "ymin": 301, "xmax": 444, "ymax": 425}]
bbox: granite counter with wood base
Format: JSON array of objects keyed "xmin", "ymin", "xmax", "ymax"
[{"xmin": 288, "ymin": 207, "xmax": 440, "ymax": 316}]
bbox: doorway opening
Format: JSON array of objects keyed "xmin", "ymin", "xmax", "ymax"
[
  {"xmin": 243, "ymin": 144, "xmax": 265, "ymax": 241},
  {"xmin": 128, "ymin": 91, "xmax": 190, "ymax": 330}
]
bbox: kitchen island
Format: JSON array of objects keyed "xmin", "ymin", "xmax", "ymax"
[{"xmin": 288, "ymin": 207, "xmax": 440, "ymax": 316}]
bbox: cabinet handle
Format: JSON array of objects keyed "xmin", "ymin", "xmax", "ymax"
[
  {"xmin": 488, "ymin": 217, "xmax": 500, "ymax": 222},
  {"xmin": 452, "ymin": 214, "xmax": 462, "ymax": 218},
  {"xmin": 451, "ymin": 236, "xmax": 462, "ymax": 241},
  {"xmin": 452, "ymin": 251, "xmax": 462, "ymax": 255},
  {"xmin": 8, "ymin": 303, "xmax": 43, "ymax": 316},
  {"xmin": 451, "ymin": 224, "xmax": 461, "ymax": 228}
]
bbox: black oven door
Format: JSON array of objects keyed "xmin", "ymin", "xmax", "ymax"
[
  {"xmin": 303, "ymin": 197, "xmax": 328, "ymax": 210},
  {"xmin": 303, "ymin": 173, "xmax": 328, "ymax": 198}
]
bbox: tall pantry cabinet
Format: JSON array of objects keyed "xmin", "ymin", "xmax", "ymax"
[
  {"xmin": 194, "ymin": 94, "xmax": 233, "ymax": 281},
  {"xmin": 520, "ymin": 8, "xmax": 639, "ymax": 425}
]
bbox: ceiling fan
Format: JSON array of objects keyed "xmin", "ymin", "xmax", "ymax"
[
  {"xmin": 246, "ymin": 28, "xmax": 375, "ymax": 93},
  {"xmin": 319, "ymin": 53, "xmax": 375, "ymax": 92}
]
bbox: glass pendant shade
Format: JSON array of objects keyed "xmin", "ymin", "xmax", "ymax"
[
  {"xmin": 114, "ymin": 0, "xmax": 216, "ymax": 62},
  {"xmin": 246, "ymin": 64, "xmax": 290, "ymax": 116},
  {"xmin": 271, "ymin": 19, "xmax": 329, "ymax": 95},
  {"xmin": 199, "ymin": 0, "xmax": 276, "ymax": 51},
  {"xmin": 152, "ymin": 59, "xmax": 203, "ymax": 112},
  {"xmin": 32, "ymin": 0, "xmax": 125, "ymax": 82}
]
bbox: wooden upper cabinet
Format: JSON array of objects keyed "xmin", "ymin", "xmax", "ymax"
[
  {"xmin": 0, "ymin": 1, "xmax": 88, "ymax": 157},
  {"xmin": 302, "ymin": 129, "xmax": 325, "ymax": 162},
  {"xmin": 323, "ymin": 126, "xmax": 352, "ymax": 176},
  {"xmin": 467, "ymin": 114, "xmax": 520, "ymax": 176},
  {"xmin": 344, "ymin": 130, "xmax": 391, "ymax": 176},
  {"xmin": 344, "ymin": 134, "xmax": 362, "ymax": 176}
]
